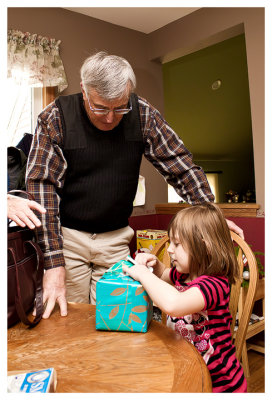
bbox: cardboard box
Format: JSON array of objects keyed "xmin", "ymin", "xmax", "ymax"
[
  {"xmin": 7, "ymin": 368, "xmax": 57, "ymax": 393},
  {"xmin": 96, "ymin": 260, "xmax": 153, "ymax": 333},
  {"xmin": 136, "ymin": 229, "xmax": 167, "ymax": 261}
]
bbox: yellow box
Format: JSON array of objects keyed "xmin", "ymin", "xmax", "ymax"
[{"xmin": 136, "ymin": 230, "xmax": 167, "ymax": 261}]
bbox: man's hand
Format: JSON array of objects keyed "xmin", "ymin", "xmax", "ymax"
[
  {"xmin": 40, "ymin": 267, "xmax": 67, "ymax": 319},
  {"xmin": 226, "ymin": 219, "xmax": 244, "ymax": 240}
]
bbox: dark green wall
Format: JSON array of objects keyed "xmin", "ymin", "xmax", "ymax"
[{"xmin": 163, "ymin": 34, "xmax": 255, "ymax": 203}]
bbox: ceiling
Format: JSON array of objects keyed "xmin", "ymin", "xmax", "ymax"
[{"xmin": 63, "ymin": 7, "xmax": 199, "ymax": 34}]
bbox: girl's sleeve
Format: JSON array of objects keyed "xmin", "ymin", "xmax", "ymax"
[
  {"xmin": 169, "ymin": 267, "xmax": 189, "ymax": 285},
  {"xmin": 190, "ymin": 276, "xmax": 230, "ymax": 311}
]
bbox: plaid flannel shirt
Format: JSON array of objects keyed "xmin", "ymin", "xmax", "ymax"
[{"xmin": 26, "ymin": 95, "xmax": 214, "ymax": 270}]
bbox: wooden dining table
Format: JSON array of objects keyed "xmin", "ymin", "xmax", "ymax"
[{"xmin": 8, "ymin": 303, "xmax": 212, "ymax": 393}]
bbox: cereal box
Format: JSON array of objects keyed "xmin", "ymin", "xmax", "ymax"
[{"xmin": 136, "ymin": 229, "xmax": 167, "ymax": 260}]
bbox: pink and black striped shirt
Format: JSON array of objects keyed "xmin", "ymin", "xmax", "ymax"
[{"xmin": 168, "ymin": 268, "xmax": 247, "ymax": 393}]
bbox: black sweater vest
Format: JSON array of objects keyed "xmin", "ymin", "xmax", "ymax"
[{"xmin": 56, "ymin": 93, "xmax": 144, "ymax": 233}]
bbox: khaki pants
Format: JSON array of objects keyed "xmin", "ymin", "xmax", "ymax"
[{"xmin": 62, "ymin": 225, "xmax": 134, "ymax": 304}]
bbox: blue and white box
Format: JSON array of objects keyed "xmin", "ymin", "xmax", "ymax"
[{"xmin": 7, "ymin": 368, "xmax": 56, "ymax": 393}]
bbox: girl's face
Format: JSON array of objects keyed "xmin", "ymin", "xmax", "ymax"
[{"xmin": 167, "ymin": 234, "xmax": 190, "ymax": 274}]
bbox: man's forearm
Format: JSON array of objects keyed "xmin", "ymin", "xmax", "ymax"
[
  {"xmin": 43, "ymin": 249, "xmax": 66, "ymax": 270},
  {"xmin": 26, "ymin": 105, "xmax": 66, "ymax": 270},
  {"xmin": 26, "ymin": 178, "xmax": 64, "ymax": 269}
]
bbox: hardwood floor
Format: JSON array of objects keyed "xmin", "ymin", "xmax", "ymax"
[{"xmin": 247, "ymin": 350, "xmax": 265, "ymax": 393}]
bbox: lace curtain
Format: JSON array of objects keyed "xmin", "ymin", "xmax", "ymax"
[{"xmin": 7, "ymin": 29, "xmax": 68, "ymax": 92}]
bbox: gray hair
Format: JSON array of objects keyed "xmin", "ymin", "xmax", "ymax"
[{"xmin": 80, "ymin": 51, "xmax": 136, "ymax": 100}]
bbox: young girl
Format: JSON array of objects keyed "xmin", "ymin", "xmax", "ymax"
[{"xmin": 122, "ymin": 203, "xmax": 247, "ymax": 393}]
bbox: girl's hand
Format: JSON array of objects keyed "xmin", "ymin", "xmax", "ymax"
[
  {"xmin": 135, "ymin": 253, "xmax": 167, "ymax": 279},
  {"xmin": 122, "ymin": 264, "xmax": 150, "ymax": 282},
  {"xmin": 135, "ymin": 253, "xmax": 158, "ymax": 268}
]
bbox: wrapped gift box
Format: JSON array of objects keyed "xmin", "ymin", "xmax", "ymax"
[
  {"xmin": 136, "ymin": 229, "xmax": 167, "ymax": 261},
  {"xmin": 96, "ymin": 260, "xmax": 153, "ymax": 332}
]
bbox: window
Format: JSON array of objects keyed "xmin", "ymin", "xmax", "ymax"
[
  {"xmin": 7, "ymin": 79, "xmax": 43, "ymax": 146},
  {"xmin": 168, "ymin": 173, "xmax": 219, "ymax": 203},
  {"xmin": 168, "ymin": 185, "xmax": 182, "ymax": 203},
  {"xmin": 205, "ymin": 173, "xmax": 219, "ymax": 203}
]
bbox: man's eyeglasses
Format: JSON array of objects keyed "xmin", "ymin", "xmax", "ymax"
[{"xmin": 85, "ymin": 93, "xmax": 132, "ymax": 116}]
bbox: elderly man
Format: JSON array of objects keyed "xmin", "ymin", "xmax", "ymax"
[{"xmin": 26, "ymin": 51, "xmax": 242, "ymax": 319}]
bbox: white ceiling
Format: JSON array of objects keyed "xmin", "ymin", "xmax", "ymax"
[{"xmin": 63, "ymin": 7, "xmax": 199, "ymax": 34}]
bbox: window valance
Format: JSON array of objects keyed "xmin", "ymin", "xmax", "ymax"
[{"xmin": 7, "ymin": 29, "xmax": 68, "ymax": 92}]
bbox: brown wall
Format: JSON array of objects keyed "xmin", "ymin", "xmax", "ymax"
[{"xmin": 8, "ymin": 7, "xmax": 264, "ymax": 215}]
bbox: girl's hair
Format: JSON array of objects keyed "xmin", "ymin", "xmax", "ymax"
[
  {"xmin": 168, "ymin": 203, "xmax": 239, "ymax": 284},
  {"xmin": 80, "ymin": 51, "xmax": 136, "ymax": 100}
]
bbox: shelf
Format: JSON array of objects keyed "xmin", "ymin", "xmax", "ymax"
[
  {"xmin": 246, "ymin": 319, "xmax": 265, "ymax": 340},
  {"xmin": 155, "ymin": 203, "xmax": 260, "ymax": 218}
]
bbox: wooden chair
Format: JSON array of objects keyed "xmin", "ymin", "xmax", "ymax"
[
  {"xmin": 230, "ymin": 232, "xmax": 264, "ymax": 378},
  {"xmin": 151, "ymin": 235, "xmax": 171, "ymax": 325},
  {"xmin": 151, "ymin": 231, "xmax": 262, "ymax": 377}
]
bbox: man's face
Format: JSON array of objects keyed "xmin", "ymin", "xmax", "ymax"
[{"xmin": 82, "ymin": 85, "xmax": 129, "ymax": 131}]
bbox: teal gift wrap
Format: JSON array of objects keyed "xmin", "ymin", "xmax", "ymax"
[{"xmin": 96, "ymin": 260, "xmax": 153, "ymax": 332}]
